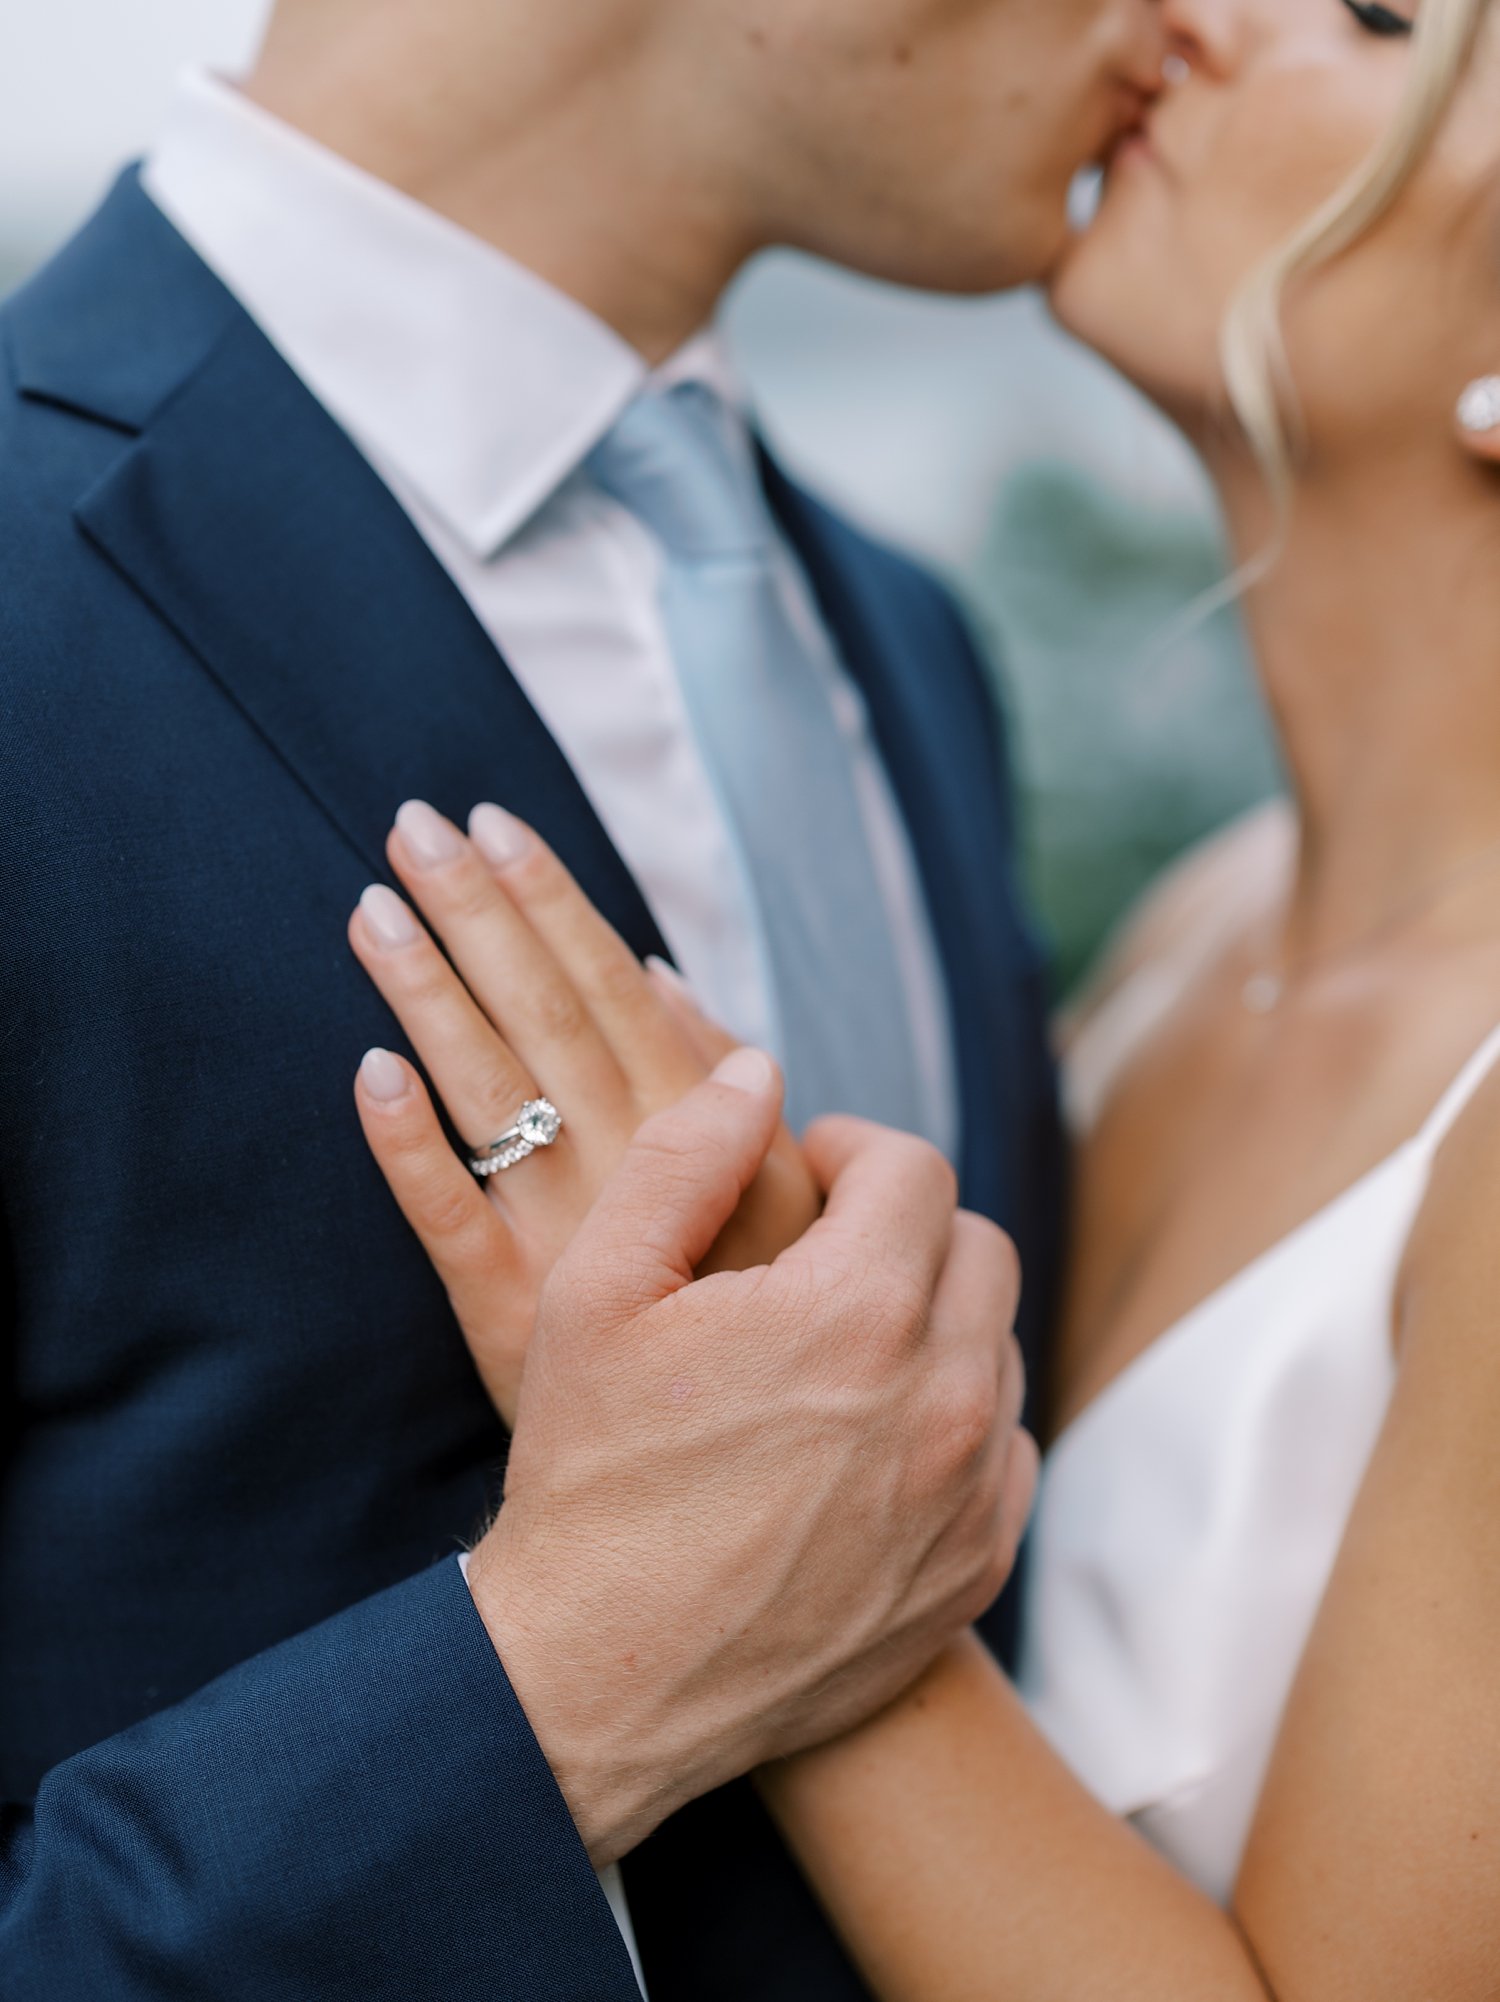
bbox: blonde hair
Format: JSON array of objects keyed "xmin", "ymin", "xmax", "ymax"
[{"xmin": 1221, "ymin": 0, "xmax": 1494, "ymax": 530}]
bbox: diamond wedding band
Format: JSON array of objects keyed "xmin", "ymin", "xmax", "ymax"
[{"xmin": 468, "ymin": 1098, "xmax": 564, "ymax": 1178}]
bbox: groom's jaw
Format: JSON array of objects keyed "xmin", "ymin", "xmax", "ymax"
[{"xmin": 246, "ymin": 0, "xmax": 1169, "ymax": 345}]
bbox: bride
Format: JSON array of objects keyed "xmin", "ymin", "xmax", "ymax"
[{"xmin": 346, "ymin": 0, "xmax": 1500, "ymax": 1989}]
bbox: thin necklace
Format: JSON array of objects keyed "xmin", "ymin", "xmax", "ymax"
[{"xmin": 1241, "ymin": 834, "xmax": 1500, "ymax": 1015}]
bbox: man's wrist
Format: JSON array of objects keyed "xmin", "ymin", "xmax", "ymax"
[{"xmin": 464, "ymin": 1518, "xmax": 693, "ymax": 1866}]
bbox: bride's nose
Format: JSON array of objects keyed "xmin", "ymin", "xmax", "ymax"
[{"xmin": 1159, "ymin": 0, "xmax": 1241, "ymax": 77}]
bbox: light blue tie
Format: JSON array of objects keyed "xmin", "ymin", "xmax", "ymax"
[{"xmin": 588, "ymin": 382, "xmax": 927, "ymax": 1137}]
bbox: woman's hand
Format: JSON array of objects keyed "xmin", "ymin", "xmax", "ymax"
[{"xmin": 347, "ymin": 797, "xmax": 821, "ymax": 1424}]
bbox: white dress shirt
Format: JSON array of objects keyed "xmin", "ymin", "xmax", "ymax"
[
  {"xmin": 143, "ymin": 71, "xmax": 957, "ymax": 1159},
  {"xmin": 143, "ymin": 71, "xmax": 959, "ymax": 1987}
]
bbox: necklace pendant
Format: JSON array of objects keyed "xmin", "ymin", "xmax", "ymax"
[{"xmin": 1242, "ymin": 972, "xmax": 1283, "ymax": 1015}]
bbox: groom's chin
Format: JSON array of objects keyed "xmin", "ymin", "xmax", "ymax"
[
  {"xmin": 930, "ymin": 205, "xmax": 1079, "ymax": 301},
  {"xmin": 827, "ymin": 178, "xmax": 1081, "ymax": 301}
]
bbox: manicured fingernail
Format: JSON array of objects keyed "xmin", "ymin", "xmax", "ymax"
[
  {"xmin": 360, "ymin": 1047, "xmax": 411, "ymax": 1102},
  {"xmin": 468, "ymin": 802, "xmax": 532, "ymax": 869},
  {"xmin": 395, "ymin": 798, "xmax": 465, "ymax": 868},
  {"xmin": 359, "ymin": 883, "xmax": 419, "ymax": 949},
  {"xmin": 712, "ymin": 1046, "xmax": 775, "ymax": 1095}
]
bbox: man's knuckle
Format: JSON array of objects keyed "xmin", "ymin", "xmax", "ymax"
[
  {"xmin": 1001, "ymin": 1330, "xmax": 1027, "ymax": 1414},
  {"xmin": 926, "ymin": 1360, "xmax": 998, "ymax": 1468},
  {"xmin": 977, "ymin": 1544, "xmax": 1015, "ymax": 1613},
  {"xmin": 1008, "ymin": 1438, "xmax": 1040, "ymax": 1530},
  {"xmin": 952, "ymin": 1213, "xmax": 1023, "ymax": 1323},
  {"xmin": 871, "ymin": 1129, "xmax": 957, "ymax": 1208},
  {"xmin": 958, "ymin": 1208, "xmax": 1017, "ymax": 1272},
  {"xmin": 914, "ymin": 1137, "xmax": 960, "ymax": 1208},
  {"xmin": 991, "ymin": 1225, "xmax": 1023, "ymax": 1303},
  {"xmin": 868, "ymin": 1268, "xmax": 931, "ymax": 1347}
]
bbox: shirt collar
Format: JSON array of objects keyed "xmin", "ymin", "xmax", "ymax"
[{"xmin": 143, "ymin": 70, "xmax": 740, "ymax": 559}]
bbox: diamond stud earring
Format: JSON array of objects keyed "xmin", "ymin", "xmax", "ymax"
[{"xmin": 1457, "ymin": 376, "xmax": 1500, "ymax": 435}]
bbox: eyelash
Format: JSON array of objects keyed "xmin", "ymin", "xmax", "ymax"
[{"xmin": 1342, "ymin": 0, "xmax": 1415, "ymax": 34}]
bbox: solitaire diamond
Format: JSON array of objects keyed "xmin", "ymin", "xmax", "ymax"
[
  {"xmin": 517, "ymin": 1099, "xmax": 563, "ymax": 1148},
  {"xmin": 467, "ymin": 1097, "xmax": 565, "ymax": 1179}
]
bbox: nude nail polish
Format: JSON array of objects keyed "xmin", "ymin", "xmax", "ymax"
[
  {"xmin": 395, "ymin": 799, "xmax": 464, "ymax": 868},
  {"xmin": 469, "ymin": 802, "xmax": 532, "ymax": 868},
  {"xmin": 359, "ymin": 883, "xmax": 419, "ymax": 949},
  {"xmin": 360, "ymin": 1047, "xmax": 410, "ymax": 1102}
]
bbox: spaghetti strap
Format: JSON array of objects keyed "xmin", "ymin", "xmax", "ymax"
[{"xmin": 1417, "ymin": 1020, "xmax": 1500, "ymax": 1154}]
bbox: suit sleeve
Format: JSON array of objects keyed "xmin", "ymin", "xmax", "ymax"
[{"xmin": 0, "ymin": 1557, "xmax": 644, "ymax": 2001}]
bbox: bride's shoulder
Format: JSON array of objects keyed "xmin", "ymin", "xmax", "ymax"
[{"xmin": 1059, "ymin": 797, "xmax": 1294, "ymax": 1052}]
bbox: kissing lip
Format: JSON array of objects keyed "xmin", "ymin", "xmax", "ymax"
[
  {"xmin": 1093, "ymin": 88, "xmax": 1162, "ymax": 176},
  {"xmin": 1103, "ymin": 102, "xmax": 1169, "ymax": 179}
]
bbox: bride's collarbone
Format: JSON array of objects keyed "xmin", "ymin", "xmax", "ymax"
[{"xmin": 1052, "ymin": 968, "xmax": 1500, "ymax": 1439}]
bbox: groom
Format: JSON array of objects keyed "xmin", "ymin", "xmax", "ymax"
[{"xmin": 0, "ymin": 0, "xmax": 1163, "ymax": 1996}]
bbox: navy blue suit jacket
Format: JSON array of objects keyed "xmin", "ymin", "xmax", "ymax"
[{"xmin": 0, "ymin": 172, "xmax": 1065, "ymax": 2000}]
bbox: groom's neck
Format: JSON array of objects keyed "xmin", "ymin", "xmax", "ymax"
[{"xmin": 244, "ymin": 0, "xmax": 763, "ymax": 361}]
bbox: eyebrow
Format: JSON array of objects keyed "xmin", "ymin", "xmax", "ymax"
[{"xmin": 1343, "ymin": 0, "xmax": 1416, "ymax": 32}]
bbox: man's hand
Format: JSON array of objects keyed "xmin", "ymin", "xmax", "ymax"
[{"xmin": 467, "ymin": 1049, "xmax": 1034, "ymax": 1865}]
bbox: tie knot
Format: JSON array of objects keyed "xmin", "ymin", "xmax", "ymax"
[{"xmin": 587, "ymin": 381, "xmax": 772, "ymax": 561}]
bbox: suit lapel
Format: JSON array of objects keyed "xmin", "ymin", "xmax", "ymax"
[
  {"xmin": 14, "ymin": 171, "xmax": 669, "ymax": 961},
  {"xmin": 13, "ymin": 172, "xmax": 1038, "ymax": 1218}
]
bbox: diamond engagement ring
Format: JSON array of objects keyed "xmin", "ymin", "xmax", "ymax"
[{"xmin": 468, "ymin": 1098, "xmax": 564, "ymax": 1178}]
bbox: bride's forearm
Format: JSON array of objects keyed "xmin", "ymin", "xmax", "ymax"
[{"xmin": 758, "ymin": 1635, "xmax": 1271, "ymax": 2002}]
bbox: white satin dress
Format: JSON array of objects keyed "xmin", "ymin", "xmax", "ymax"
[{"xmin": 1018, "ymin": 975, "xmax": 1500, "ymax": 1905}]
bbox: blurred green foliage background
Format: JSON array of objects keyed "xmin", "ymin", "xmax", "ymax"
[{"xmin": 970, "ymin": 461, "xmax": 1281, "ymax": 990}]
